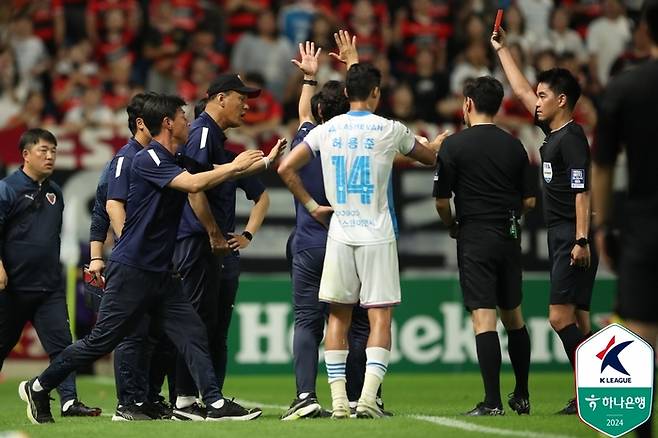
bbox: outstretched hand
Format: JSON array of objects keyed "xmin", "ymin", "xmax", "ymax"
[
  {"xmin": 291, "ymin": 41, "xmax": 321, "ymax": 77},
  {"xmin": 491, "ymin": 27, "xmax": 507, "ymax": 52},
  {"xmin": 329, "ymin": 30, "xmax": 358, "ymax": 68}
]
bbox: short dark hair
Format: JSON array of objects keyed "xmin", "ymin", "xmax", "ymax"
[
  {"xmin": 126, "ymin": 92, "xmax": 158, "ymax": 135},
  {"xmin": 194, "ymin": 97, "xmax": 208, "ymax": 119},
  {"xmin": 345, "ymin": 63, "xmax": 381, "ymax": 102},
  {"xmin": 536, "ymin": 67, "xmax": 581, "ymax": 110},
  {"xmin": 462, "ymin": 76, "xmax": 504, "ymax": 116},
  {"xmin": 19, "ymin": 128, "xmax": 57, "ymax": 152},
  {"xmin": 312, "ymin": 80, "xmax": 349, "ymax": 123},
  {"xmin": 141, "ymin": 94, "xmax": 186, "ymax": 137},
  {"xmin": 643, "ymin": 0, "xmax": 658, "ymax": 43}
]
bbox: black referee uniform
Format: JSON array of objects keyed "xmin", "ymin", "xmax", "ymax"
[{"xmin": 434, "ymin": 119, "xmax": 536, "ymax": 415}]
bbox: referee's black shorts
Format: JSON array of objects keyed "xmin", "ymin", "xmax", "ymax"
[
  {"xmin": 547, "ymin": 221, "xmax": 598, "ymax": 310},
  {"xmin": 456, "ymin": 222, "xmax": 522, "ymax": 311},
  {"xmin": 616, "ymin": 213, "xmax": 658, "ymax": 323}
]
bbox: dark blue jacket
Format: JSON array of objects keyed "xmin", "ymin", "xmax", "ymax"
[
  {"xmin": 0, "ymin": 168, "xmax": 64, "ymax": 292},
  {"xmin": 89, "ymin": 162, "xmax": 111, "ymax": 243}
]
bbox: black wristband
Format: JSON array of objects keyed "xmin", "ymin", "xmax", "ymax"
[
  {"xmin": 575, "ymin": 237, "xmax": 589, "ymax": 247},
  {"xmin": 242, "ymin": 231, "xmax": 253, "ymax": 241},
  {"xmin": 302, "ymin": 79, "xmax": 318, "ymax": 86},
  {"xmin": 90, "ymin": 257, "xmax": 104, "ymax": 262}
]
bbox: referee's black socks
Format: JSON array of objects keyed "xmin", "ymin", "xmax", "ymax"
[
  {"xmin": 476, "ymin": 331, "xmax": 502, "ymax": 408},
  {"xmin": 556, "ymin": 324, "xmax": 585, "ymax": 369},
  {"xmin": 506, "ymin": 326, "xmax": 531, "ymax": 398}
]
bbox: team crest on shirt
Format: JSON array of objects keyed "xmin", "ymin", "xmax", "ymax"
[
  {"xmin": 46, "ymin": 192, "xmax": 56, "ymax": 205},
  {"xmin": 571, "ymin": 169, "xmax": 585, "ymax": 189},
  {"xmin": 543, "ymin": 162, "xmax": 553, "ymax": 183}
]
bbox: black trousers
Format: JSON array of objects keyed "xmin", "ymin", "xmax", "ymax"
[
  {"xmin": 38, "ymin": 262, "xmax": 221, "ymax": 405},
  {"xmin": 173, "ymin": 235, "xmax": 235, "ymax": 397},
  {"xmin": 0, "ymin": 289, "xmax": 77, "ymax": 406}
]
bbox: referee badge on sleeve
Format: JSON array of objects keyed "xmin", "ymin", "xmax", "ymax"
[
  {"xmin": 571, "ymin": 169, "xmax": 585, "ymax": 189},
  {"xmin": 543, "ymin": 162, "xmax": 553, "ymax": 183}
]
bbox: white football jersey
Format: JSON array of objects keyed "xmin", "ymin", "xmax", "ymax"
[{"xmin": 304, "ymin": 111, "xmax": 415, "ymax": 245}]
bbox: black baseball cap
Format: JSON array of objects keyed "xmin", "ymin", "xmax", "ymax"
[{"xmin": 207, "ymin": 74, "xmax": 261, "ymax": 98}]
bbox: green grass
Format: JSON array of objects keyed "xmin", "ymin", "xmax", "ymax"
[{"xmin": 0, "ymin": 372, "xmax": 652, "ymax": 437}]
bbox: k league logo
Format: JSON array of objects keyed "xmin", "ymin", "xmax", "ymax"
[{"xmin": 576, "ymin": 324, "xmax": 654, "ymax": 438}]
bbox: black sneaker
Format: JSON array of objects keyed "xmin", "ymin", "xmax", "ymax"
[
  {"xmin": 206, "ymin": 398, "xmax": 262, "ymax": 421},
  {"xmin": 111, "ymin": 404, "xmax": 152, "ymax": 421},
  {"xmin": 61, "ymin": 399, "xmax": 102, "ymax": 417},
  {"xmin": 556, "ymin": 398, "xmax": 577, "ymax": 415},
  {"xmin": 18, "ymin": 379, "xmax": 54, "ymax": 424},
  {"xmin": 143, "ymin": 399, "xmax": 173, "ymax": 420},
  {"xmin": 355, "ymin": 399, "xmax": 387, "ymax": 419},
  {"xmin": 376, "ymin": 398, "xmax": 394, "ymax": 417},
  {"xmin": 172, "ymin": 402, "xmax": 206, "ymax": 421},
  {"xmin": 281, "ymin": 394, "xmax": 322, "ymax": 421},
  {"xmin": 464, "ymin": 402, "xmax": 505, "ymax": 416},
  {"xmin": 507, "ymin": 393, "xmax": 530, "ymax": 415}
]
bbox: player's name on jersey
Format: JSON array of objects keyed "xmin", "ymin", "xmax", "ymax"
[{"xmin": 328, "ymin": 123, "xmax": 384, "ymax": 133}]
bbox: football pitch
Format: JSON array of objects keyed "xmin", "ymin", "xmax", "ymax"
[{"xmin": 2, "ymin": 372, "xmax": 649, "ymax": 437}]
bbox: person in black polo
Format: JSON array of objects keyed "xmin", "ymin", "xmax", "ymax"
[
  {"xmin": 172, "ymin": 74, "xmax": 285, "ymax": 421},
  {"xmin": 592, "ymin": 3, "xmax": 658, "ymax": 437},
  {"xmin": 493, "ymin": 28, "xmax": 599, "ymax": 415},
  {"xmin": 434, "ymin": 76, "xmax": 536, "ymax": 416},
  {"xmin": 0, "ymin": 128, "xmax": 101, "ymax": 418},
  {"xmin": 18, "ymin": 95, "xmax": 266, "ymax": 424}
]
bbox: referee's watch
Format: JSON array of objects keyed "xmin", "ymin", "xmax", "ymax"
[
  {"xmin": 242, "ymin": 231, "xmax": 253, "ymax": 241},
  {"xmin": 575, "ymin": 237, "xmax": 589, "ymax": 247}
]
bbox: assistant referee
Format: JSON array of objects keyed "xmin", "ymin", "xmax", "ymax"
[{"xmin": 434, "ymin": 76, "xmax": 536, "ymax": 417}]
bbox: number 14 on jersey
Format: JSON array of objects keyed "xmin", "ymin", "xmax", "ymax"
[{"xmin": 331, "ymin": 155, "xmax": 374, "ymax": 205}]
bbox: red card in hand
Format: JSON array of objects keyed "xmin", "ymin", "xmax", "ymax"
[
  {"xmin": 83, "ymin": 266, "xmax": 106, "ymax": 290},
  {"xmin": 494, "ymin": 9, "xmax": 504, "ymax": 32}
]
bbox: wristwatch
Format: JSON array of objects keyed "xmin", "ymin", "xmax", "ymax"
[
  {"xmin": 575, "ymin": 237, "xmax": 589, "ymax": 247},
  {"xmin": 242, "ymin": 231, "xmax": 253, "ymax": 241}
]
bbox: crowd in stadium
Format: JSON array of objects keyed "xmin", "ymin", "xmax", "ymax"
[{"xmin": 0, "ymin": 0, "xmax": 649, "ymax": 157}]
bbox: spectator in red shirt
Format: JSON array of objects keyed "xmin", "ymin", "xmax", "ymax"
[
  {"xmin": 12, "ymin": 0, "xmax": 65, "ymax": 55},
  {"xmin": 85, "ymin": 0, "xmax": 139, "ymax": 47},
  {"xmin": 346, "ymin": 0, "xmax": 389, "ymax": 63},
  {"xmin": 177, "ymin": 56, "xmax": 217, "ymax": 103}
]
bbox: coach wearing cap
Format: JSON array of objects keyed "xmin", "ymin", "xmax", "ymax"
[{"xmin": 171, "ymin": 74, "xmax": 286, "ymax": 420}]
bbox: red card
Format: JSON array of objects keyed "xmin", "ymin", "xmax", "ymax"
[
  {"xmin": 83, "ymin": 266, "xmax": 106, "ymax": 289},
  {"xmin": 494, "ymin": 9, "xmax": 504, "ymax": 32}
]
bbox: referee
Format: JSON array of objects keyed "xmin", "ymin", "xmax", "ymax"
[
  {"xmin": 0, "ymin": 129, "xmax": 100, "ymax": 418},
  {"xmin": 493, "ymin": 28, "xmax": 599, "ymax": 415},
  {"xmin": 434, "ymin": 76, "xmax": 535, "ymax": 416},
  {"xmin": 592, "ymin": 2, "xmax": 658, "ymax": 437}
]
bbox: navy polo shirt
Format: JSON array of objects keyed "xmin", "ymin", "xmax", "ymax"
[
  {"xmin": 218, "ymin": 150, "xmax": 266, "ymax": 278},
  {"xmin": 291, "ymin": 122, "xmax": 329, "ymax": 253},
  {"xmin": 107, "ymin": 138, "xmax": 143, "ymax": 202},
  {"xmin": 177, "ymin": 111, "xmax": 230, "ymax": 240},
  {"xmin": 0, "ymin": 168, "xmax": 64, "ymax": 292},
  {"xmin": 110, "ymin": 140, "xmax": 185, "ymax": 272},
  {"xmin": 89, "ymin": 162, "xmax": 111, "ymax": 243}
]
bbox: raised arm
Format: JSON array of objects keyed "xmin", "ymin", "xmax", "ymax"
[
  {"xmin": 330, "ymin": 30, "xmax": 359, "ymax": 69},
  {"xmin": 291, "ymin": 41, "xmax": 321, "ymax": 125},
  {"xmin": 491, "ymin": 28, "xmax": 538, "ymax": 115}
]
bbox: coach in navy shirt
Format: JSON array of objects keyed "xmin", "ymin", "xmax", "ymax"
[
  {"xmin": 1, "ymin": 129, "xmax": 101, "ymax": 418},
  {"xmin": 20, "ymin": 95, "xmax": 265, "ymax": 424},
  {"xmin": 172, "ymin": 74, "xmax": 284, "ymax": 420}
]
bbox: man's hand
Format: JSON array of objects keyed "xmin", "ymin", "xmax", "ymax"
[
  {"xmin": 310, "ymin": 205, "xmax": 334, "ymax": 229},
  {"xmin": 427, "ymin": 130, "xmax": 452, "ymax": 153},
  {"xmin": 330, "ymin": 30, "xmax": 358, "ymax": 67},
  {"xmin": 570, "ymin": 244, "xmax": 591, "ymax": 268},
  {"xmin": 88, "ymin": 259, "xmax": 105, "ymax": 279},
  {"xmin": 209, "ymin": 230, "xmax": 230, "ymax": 256},
  {"xmin": 491, "ymin": 27, "xmax": 507, "ymax": 52},
  {"xmin": 0, "ymin": 262, "xmax": 7, "ymax": 291},
  {"xmin": 227, "ymin": 232, "xmax": 251, "ymax": 251},
  {"xmin": 291, "ymin": 41, "xmax": 321, "ymax": 77},
  {"xmin": 233, "ymin": 150, "xmax": 264, "ymax": 172},
  {"xmin": 267, "ymin": 138, "xmax": 288, "ymax": 164}
]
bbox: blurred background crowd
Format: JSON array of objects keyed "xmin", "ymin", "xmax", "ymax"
[{"xmin": 0, "ymin": 0, "xmax": 649, "ymax": 160}]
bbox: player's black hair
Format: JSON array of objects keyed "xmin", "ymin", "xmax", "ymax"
[
  {"xmin": 346, "ymin": 63, "xmax": 381, "ymax": 102},
  {"xmin": 536, "ymin": 67, "xmax": 581, "ymax": 110},
  {"xmin": 19, "ymin": 128, "xmax": 57, "ymax": 152},
  {"xmin": 312, "ymin": 80, "xmax": 349, "ymax": 123},
  {"xmin": 142, "ymin": 94, "xmax": 186, "ymax": 137},
  {"xmin": 127, "ymin": 92, "xmax": 157, "ymax": 135},
  {"xmin": 194, "ymin": 97, "xmax": 209, "ymax": 119},
  {"xmin": 462, "ymin": 76, "xmax": 504, "ymax": 116},
  {"xmin": 643, "ymin": 0, "xmax": 658, "ymax": 43}
]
